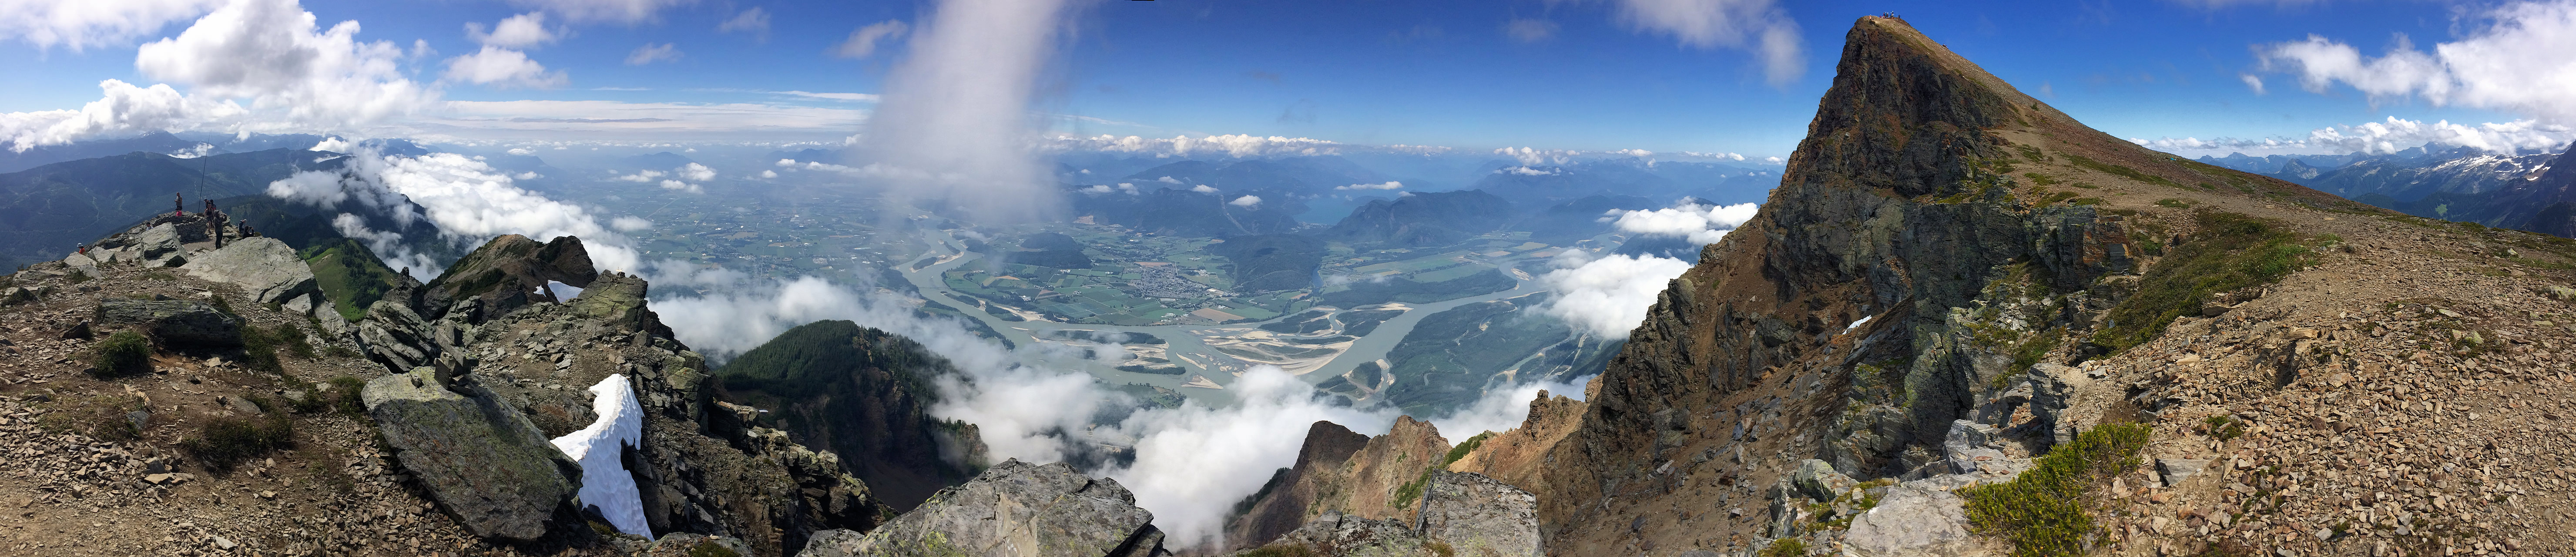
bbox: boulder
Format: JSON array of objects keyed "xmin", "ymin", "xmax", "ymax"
[
  {"xmin": 361, "ymin": 368, "xmax": 580, "ymax": 541},
  {"xmin": 180, "ymin": 238, "xmax": 321, "ymax": 305},
  {"xmin": 639, "ymin": 534, "xmax": 755, "ymax": 557},
  {"xmin": 1791, "ymin": 459, "xmax": 1855, "ymax": 502},
  {"xmin": 1941, "ymin": 420, "xmax": 2022, "ymax": 476},
  {"xmin": 62, "ymin": 252, "xmax": 97, "ymax": 267},
  {"xmin": 567, "ymin": 271, "xmax": 661, "ymax": 333},
  {"xmin": 1841, "ymin": 486, "xmax": 1987, "ymax": 557},
  {"xmin": 282, "ymin": 294, "xmax": 316, "ymax": 317},
  {"xmin": 802, "ymin": 459, "xmax": 1167, "ymax": 557},
  {"xmin": 358, "ymin": 300, "xmax": 437, "ymax": 372},
  {"xmin": 1412, "ymin": 471, "xmax": 1540, "ymax": 557},
  {"xmin": 94, "ymin": 298, "xmax": 241, "ymax": 347},
  {"xmin": 134, "ymin": 223, "xmax": 183, "ymax": 259}
]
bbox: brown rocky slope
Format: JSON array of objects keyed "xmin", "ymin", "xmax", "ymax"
[{"xmin": 1232, "ymin": 15, "xmax": 2576, "ymax": 557}]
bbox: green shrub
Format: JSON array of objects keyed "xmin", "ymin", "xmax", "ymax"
[
  {"xmin": 2204, "ymin": 415, "xmax": 2246, "ymax": 442},
  {"xmin": 1444, "ymin": 432, "xmax": 1493, "ymax": 466},
  {"xmin": 2154, "ymin": 198, "xmax": 2191, "ymax": 208},
  {"xmin": 1959, "ymin": 423, "xmax": 2151, "ymax": 557},
  {"xmin": 237, "ymin": 325, "xmax": 285, "ymax": 375},
  {"xmin": 182, "ymin": 413, "xmax": 295, "ymax": 471},
  {"xmin": 2089, "ymin": 212, "xmax": 2313, "ymax": 352},
  {"xmin": 329, "ymin": 376, "xmax": 369, "ymax": 415},
  {"xmin": 209, "ymin": 294, "xmax": 234, "ymax": 315},
  {"xmin": 276, "ymin": 324, "xmax": 315, "ymax": 359},
  {"xmin": 90, "ymin": 330, "xmax": 153, "ymax": 378}
]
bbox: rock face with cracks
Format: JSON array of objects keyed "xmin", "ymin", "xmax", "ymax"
[
  {"xmin": 360, "ymin": 367, "xmax": 581, "ymax": 542},
  {"xmin": 179, "ymin": 237, "xmax": 322, "ymax": 305},
  {"xmin": 92, "ymin": 297, "xmax": 240, "ymax": 347},
  {"xmin": 799, "ymin": 459, "xmax": 1171, "ymax": 557}
]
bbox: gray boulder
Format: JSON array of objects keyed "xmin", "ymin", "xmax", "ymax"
[
  {"xmin": 1413, "ymin": 471, "xmax": 1539, "ymax": 557},
  {"xmin": 181, "ymin": 237, "xmax": 321, "ymax": 305},
  {"xmin": 1791, "ymin": 459, "xmax": 1855, "ymax": 502},
  {"xmin": 802, "ymin": 459, "xmax": 1166, "ymax": 557},
  {"xmin": 1942, "ymin": 420, "xmax": 2027, "ymax": 476},
  {"xmin": 134, "ymin": 224, "xmax": 183, "ymax": 259},
  {"xmin": 358, "ymin": 300, "xmax": 436, "ymax": 371},
  {"xmin": 94, "ymin": 298, "xmax": 240, "ymax": 346},
  {"xmin": 282, "ymin": 294, "xmax": 316, "ymax": 317},
  {"xmin": 1841, "ymin": 486, "xmax": 1988, "ymax": 557},
  {"xmin": 361, "ymin": 367, "xmax": 579, "ymax": 541},
  {"xmin": 1233, "ymin": 511, "xmax": 1436, "ymax": 557}
]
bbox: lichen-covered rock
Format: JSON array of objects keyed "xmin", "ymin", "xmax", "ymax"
[
  {"xmin": 567, "ymin": 270, "xmax": 664, "ymax": 333},
  {"xmin": 357, "ymin": 300, "xmax": 436, "ymax": 372},
  {"xmin": 1841, "ymin": 486, "xmax": 1987, "ymax": 557},
  {"xmin": 133, "ymin": 223, "xmax": 182, "ymax": 259},
  {"xmin": 1791, "ymin": 459, "xmax": 1856, "ymax": 502},
  {"xmin": 360, "ymin": 367, "xmax": 580, "ymax": 541},
  {"xmin": 805, "ymin": 459, "xmax": 1166, "ymax": 557},
  {"xmin": 1231, "ymin": 511, "xmax": 1436, "ymax": 557},
  {"xmin": 179, "ymin": 237, "xmax": 321, "ymax": 305},
  {"xmin": 93, "ymin": 298, "xmax": 239, "ymax": 346},
  {"xmin": 1412, "ymin": 472, "xmax": 1539, "ymax": 557}
]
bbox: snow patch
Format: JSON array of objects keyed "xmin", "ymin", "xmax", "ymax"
[{"xmin": 549, "ymin": 374, "xmax": 649, "ymax": 538}]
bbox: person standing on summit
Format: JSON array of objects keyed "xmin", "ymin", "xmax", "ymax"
[{"xmin": 204, "ymin": 199, "xmax": 225, "ymax": 248}]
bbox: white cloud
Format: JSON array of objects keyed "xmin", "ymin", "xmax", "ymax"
[
  {"xmin": 466, "ymin": 12, "xmax": 558, "ymax": 49},
  {"xmin": 270, "ymin": 148, "xmax": 642, "ymax": 273},
  {"xmin": 773, "ymin": 91, "xmax": 880, "ymax": 102},
  {"xmin": 715, "ymin": 7, "xmax": 768, "ymax": 37},
  {"xmin": 1189, "ymin": 184, "xmax": 1217, "ymax": 193},
  {"xmin": 2239, "ymin": 74, "xmax": 2266, "ymax": 95},
  {"xmin": 676, "ymin": 161, "xmax": 714, "ymax": 181},
  {"xmin": 0, "ymin": 0, "xmax": 220, "ymax": 51},
  {"xmin": 1504, "ymin": 18, "xmax": 1559, "ymax": 43},
  {"xmin": 1539, "ymin": 252, "xmax": 1694, "ymax": 339},
  {"xmin": 1610, "ymin": 201, "xmax": 1758, "ymax": 245},
  {"xmin": 0, "ymin": 0, "xmax": 446, "ymax": 148},
  {"xmin": 758, "ymin": 169, "xmax": 777, "ymax": 178},
  {"xmin": 2256, "ymin": 1, "xmax": 2576, "ymax": 123},
  {"xmin": 445, "ymin": 46, "xmax": 568, "ymax": 88},
  {"xmin": 2129, "ymin": 117, "xmax": 2576, "ymax": 155},
  {"xmin": 1102, "ymin": 367, "xmax": 1392, "ymax": 550},
  {"xmin": 507, "ymin": 147, "xmax": 534, "ymax": 155},
  {"xmin": 847, "ymin": 0, "xmax": 1076, "ymax": 221},
  {"xmin": 434, "ymin": 99, "xmax": 869, "ymax": 141},
  {"xmin": 1336, "ymin": 181, "xmax": 1403, "ymax": 191},
  {"xmin": 657, "ymin": 179, "xmax": 701, "ymax": 193},
  {"xmin": 1496, "ymin": 146, "xmax": 1576, "ymax": 165},
  {"xmin": 614, "ymin": 169, "xmax": 664, "ymax": 182},
  {"xmin": 311, "ymin": 136, "xmax": 351, "ymax": 152},
  {"xmin": 1572, "ymin": 0, "xmax": 1805, "ymax": 85},
  {"xmin": 1431, "ymin": 373, "xmax": 1592, "ymax": 440},
  {"xmin": 1052, "ymin": 134, "xmax": 1350, "ymax": 158},
  {"xmin": 1496, "ymin": 165, "xmax": 1559, "ymax": 176},
  {"xmin": 831, "ymin": 20, "xmax": 908, "ymax": 58},
  {"xmin": 509, "ymin": 0, "xmax": 689, "ymax": 25},
  {"xmin": 624, "ymin": 42, "xmax": 681, "ymax": 65},
  {"xmin": 1228, "ymin": 195, "xmax": 1262, "ymax": 207}
]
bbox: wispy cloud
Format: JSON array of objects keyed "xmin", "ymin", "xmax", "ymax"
[
  {"xmin": 2254, "ymin": 0, "xmax": 2576, "ymax": 123},
  {"xmin": 624, "ymin": 42, "xmax": 681, "ymax": 65}
]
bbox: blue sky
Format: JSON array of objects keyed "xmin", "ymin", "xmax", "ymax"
[{"xmin": 1, "ymin": 0, "xmax": 2569, "ymax": 158}]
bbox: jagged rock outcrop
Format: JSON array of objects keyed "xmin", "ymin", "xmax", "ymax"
[
  {"xmin": 799, "ymin": 459, "xmax": 1170, "ymax": 557},
  {"xmin": 179, "ymin": 237, "xmax": 322, "ymax": 305},
  {"xmin": 1228, "ymin": 420, "xmax": 1371, "ymax": 548},
  {"xmin": 357, "ymin": 299, "xmax": 437, "ymax": 372},
  {"xmin": 1840, "ymin": 485, "xmax": 1985, "ymax": 557},
  {"xmin": 1412, "ymin": 471, "xmax": 1540, "ymax": 557},
  {"xmin": 1317, "ymin": 416, "xmax": 1451, "ymax": 524},
  {"xmin": 360, "ymin": 367, "xmax": 581, "ymax": 541},
  {"xmin": 418, "ymin": 234, "xmax": 596, "ymax": 323},
  {"xmin": 1232, "ymin": 511, "xmax": 1436, "ymax": 557},
  {"xmin": 93, "ymin": 297, "xmax": 240, "ymax": 347},
  {"xmin": 1441, "ymin": 389, "xmax": 1584, "ymax": 491}
]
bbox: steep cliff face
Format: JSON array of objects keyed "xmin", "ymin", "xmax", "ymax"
[{"xmin": 1227, "ymin": 420, "xmax": 1371, "ymax": 549}]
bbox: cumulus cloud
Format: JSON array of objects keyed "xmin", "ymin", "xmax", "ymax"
[
  {"xmin": 0, "ymin": 0, "xmax": 443, "ymax": 151},
  {"xmin": 510, "ymin": 0, "xmax": 688, "ymax": 24},
  {"xmin": 830, "ymin": 20, "xmax": 908, "ymax": 58},
  {"xmin": 2128, "ymin": 117, "xmax": 2576, "ymax": 155},
  {"xmin": 676, "ymin": 162, "xmax": 715, "ymax": 181},
  {"xmin": 657, "ymin": 179, "xmax": 701, "ymax": 193},
  {"xmin": 1189, "ymin": 184, "xmax": 1218, "ymax": 193},
  {"xmin": 758, "ymin": 169, "xmax": 777, "ymax": 178},
  {"xmin": 1565, "ymin": 0, "xmax": 1805, "ymax": 85},
  {"xmin": 1228, "ymin": 195, "xmax": 1262, "ymax": 208},
  {"xmin": 466, "ymin": 12, "xmax": 559, "ymax": 49},
  {"xmin": 1336, "ymin": 181, "xmax": 1403, "ymax": 191},
  {"xmin": 1100, "ymin": 367, "xmax": 1392, "ymax": 549},
  {"xmin": 614, "ymin": 169, "xmax": 665, "ymax": 182},
  {"xmin": 1539, "ymin": 252, "xmax": 1694, "ymax": 338},
  {"xmin": 446, "ymin": 46, "xmax": 568, "ymax": 88},
  {"xmin": 624, "ymin": 42, "xmax": 681, "ymax": 65},
  {"xmin": 0, "ymin": 0, "xmax": 220, "ymax": 50},
  {"xmin": 1079, "ymin": 183, "xmax": 1140, "ymax": 195},
  {"xmin": 2255, "ymin": 1, "xmax": 2576, "ymax": 123},
  {"xmin": 1610, "ymin": 201, "xmax": 1758, "ymax": 245},
  {"xmin": 1431, "ymin": 373, "xmax": 1592, "ymax": 440}
]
